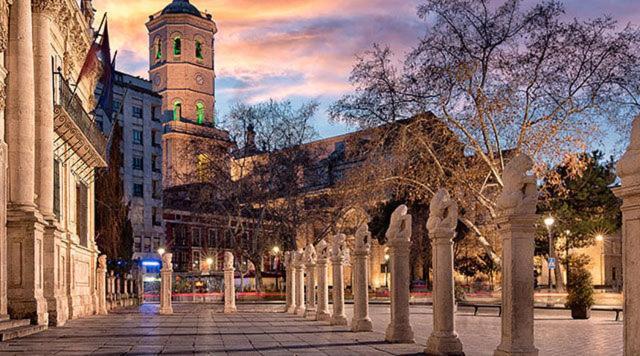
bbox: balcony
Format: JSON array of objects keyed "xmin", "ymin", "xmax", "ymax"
[{"xmin": 53, "ymin": 74, "xmax": 108, "ymax": 168}]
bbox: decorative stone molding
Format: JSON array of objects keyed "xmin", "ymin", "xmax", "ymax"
[{"xmin": 0, "ymin": 0, "xmax": 11, "ymax": 52}]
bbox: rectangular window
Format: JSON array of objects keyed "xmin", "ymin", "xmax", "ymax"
[
  {"xmin": 134, "ymin": 237, "xmax": 141, "ymax": 252},
  {"xmin": 133, "ymin": 156, "xmax": 143, "ymax": 171},
  {"xmin": 76, "ymin": 183, "xmax": 88, "ymax": 247},
  {"xmin": 132, "ymin": 130, "xmax": 143, "ymax": 145},
  {"xmin": 132, "ymin": 105, "xmax": 143, "ymax": 119},
  {"xmin": 152, "ymin": 207, "xmax": 161, "ymax": 226},
  {"xmin": 133, "ymin": 183, "xmax": 144, "ymax": 198},
  {"xmin": 53, "ymin": 159, "xmax": 61, "ymax": 220},
  {"xmin": 192, "ymin": 227, "xmax": 202, "ymax": 247},
  {"xmin": 151, "ymin": 130, "xmax": 160, "ymax": 147},
  {"xmin": 208, "ymin": 229, "xmax": 216, "ymax": 247},
  {"xmin": 151, "ymin": 106, "xmax": 159, "ymax": 122},
  {"xmin": 152, "ymin": 180, "xmax": 161, "ymax": 199},
  {"xmin": 151, "ymin": 154, "xmax": 158, "ymax": 172}
]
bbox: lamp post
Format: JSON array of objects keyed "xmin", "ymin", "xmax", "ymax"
[
  {"xmin": 596, "ymin": 234, "xmax": 605, "ymax": 286},
  {"xmin": 543, "ymin": 216, "xmax": 555, "ymax": 290},
  {"xmin": 384, "ymin": 253, "xmax": 390, "ymax": 288},
  {"xmin": 206, "ymin": 257, "xmax": 214, "ymax": 274},
  {"xmin": 272, "ymin": 246, "xmax": 281, "ymax": 290}
]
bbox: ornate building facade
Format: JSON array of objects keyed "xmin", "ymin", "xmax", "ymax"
[{"xmin": 0, "ymin": 0, "xmax": 106, "ymax": 328}]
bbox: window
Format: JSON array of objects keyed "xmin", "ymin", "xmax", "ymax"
[
  {"xmin": 133, "ymin": 183, "xmax": 144, "ymax": 198},
  {"xmin": 133, "ymin": 156, "xmax": 143, "ymax": 171},
  {"xmin": 192, "ymin": 228, "xmax": 202, "ymax": 247},
  {"xmin": 154, "ymin": 37, "xmax": 162, "ymax": 60},
  {"xmin": 173, "ymin": 37, "xmax": 181, "ymax": 56},
  {"xmin": 152, "ymin": 180, "xmax": 161, "ymax": 199},
  {"xmin": 173, "ymin": 101, "xmax": 181, "ymax": 121},
  {"xmin": 76, "ymin": 183, "xmax": 88, "ymax": 247},
  {"xmin": 134, "ymin": 237, "xmax": 142, "ymax": 252},
  {"xmin": 151, "ymin": 130, "xmax": 160, "ymax": 147},
  {"xmin": 208, "ymin": 229, "xmax": 216, "ymax": 247},
  {"xmin": 151, "ymin": 106, "xmax": 159, "ymax": 121},
  {"xmin": 196, "ymin": 102, "xmax": 205, "ymax": 124},
  {"xmin": 132, "ymin": 105, "xmax": 143, "ymax": 119},
  {"xmin": 53, "ymin": 159, "xmax": 61, "ymax": 220},
  {"xmin": 132, "ymin": 130, "xmax": 143, "ymax": 145},
  {"xmin": 152, "ymin": 207, "xmax": 161, "ymax": 226},
  {"xmin": 195, "ymin": 40, "xmax": 203, "ymax": 59},
  {"xmin": 152, "ymin": 154, "xmax": 159, "ymax": 172}
]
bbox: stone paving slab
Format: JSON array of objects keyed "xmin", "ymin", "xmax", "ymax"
[{"xmin": 0, "ymin": 303, "xmax": 622, "ymax": 355}]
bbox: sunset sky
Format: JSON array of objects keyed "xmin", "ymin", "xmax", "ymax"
[{"xmin": 93, "ymin": 0, "xmax": 640, "ymax": 139}]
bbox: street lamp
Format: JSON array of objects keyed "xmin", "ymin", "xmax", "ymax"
[
  {"xmin": 544, "ymin": 216, "xmax": 555, "ymax": 290},
  {"xmin": 271, "ymin": 246, "xmax": 281, "ymax": 290},
  {"xmin": 157, "ymin": 247, "xmax": 166, "ymax": 256},
  {"xmin": 596, "ymin": 234, "xmax": 605, "ymax": 285}
]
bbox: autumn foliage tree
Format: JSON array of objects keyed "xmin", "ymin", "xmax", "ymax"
[{"xmin": 330, "ymin": 0, "xmax": 640, "ymax": 264}]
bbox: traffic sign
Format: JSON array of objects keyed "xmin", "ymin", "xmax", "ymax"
[{"xmin": 548, "ymin": 257, "xmax": 556, "ymax": 270}]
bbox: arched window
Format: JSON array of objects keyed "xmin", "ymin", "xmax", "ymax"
[
  {"xmin": 195, "ymin": 41, "xmax": 203, "ymax": 60},
  {"xmin": 173, "ymin": 101, "xmax": 182, "ymax": 121},
  {"xmin": 173, "ymin": 37, "xmax": 181, "ymax": 56},
  {"xmin": 196, "ymin": 102, "xmax": 205, "ymax": 124},
  {"xmin": 154, "ymin": 38, "xmax": 162, "ymax": 60}
]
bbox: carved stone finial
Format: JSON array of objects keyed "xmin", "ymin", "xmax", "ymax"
[
  {"xmin": 497, "ymin": 154, "xmax": 538, "ymax": 216},
  {"xmin": 386, "ymin": 205, "xmax": 412, "ymax": 242},
  {"xmin": 303, "ymin": 244, "xmax": 317, "ymax": 265},
  {"xmin": 98, "ymin": 254, "xmax": 107, "ymax": 269},
  {"xmin": 224, "ymin": 251, "xmax": 234, "ymax": 270},
  {"xmin": 293, "ymin": 249, "xmax": 304, "ymax": 267},
  {"xmin": 331, "ymin": 233, "xmax": 348, "ymax": 259},
  {"xmin": 618, "ymin": 116, "xmax": 640, "ymax": 186},
  {"xmin": 427, "ymin": 188, "xmax": 458, "ymax": 234},
  {"xmin": 316, "ymin": 239, "xmax": 330, "ymax": 259},
  {"xmin": 354, "ymin": 224, "xmax": 371, "ymax": 253},
  {"xmin": 162, "ymin": 253, "xmax": 173, "ymax": 270}
]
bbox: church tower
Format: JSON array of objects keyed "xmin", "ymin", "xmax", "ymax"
[{"xmin": 147, "ymin": 0, "xmax": 231, "ymax": 188}]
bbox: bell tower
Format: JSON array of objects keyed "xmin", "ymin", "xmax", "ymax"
[
  {"xmin": 147, "ymin": 0, "xmax": 216, "ymax": 124},
  {"xmin": 147, "ymin": 0, "xmax": 231, "ymax": 188}
]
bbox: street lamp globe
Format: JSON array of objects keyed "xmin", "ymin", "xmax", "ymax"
[
  {"xmin": 596, "ymin": 234, "xmax": 604, "ymax": 242},
  {"xmin": 384, "ymin": 254, "xmax": 390, "ymax": 262},
  {"xmin": 272, "ymin": 246, "xmax": 280, "ymax": 254},
  {"xmin": 206, "ymin": 257, "xmax": 214, "ymax": 265},
  {"xmin": 157, "ymin": 247, "xmax": 166, "ymax": 256},
  {"xmin": 544, "ymin": 216, "xmax": 555, "ymax": 228}
]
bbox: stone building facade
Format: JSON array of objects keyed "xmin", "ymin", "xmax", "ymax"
[
  {"xmin": 0, "ymin": 0, "xmax": 106, "ymax": 326},
  {"xmin": 96, "ymin": 72, "xmax": 165, "ymax": 260}
]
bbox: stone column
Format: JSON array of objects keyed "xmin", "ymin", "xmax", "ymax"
[
  {"xmin": 303, "ymin": 244, "xmax": 317, "ymax": 320},
  {"xmin": 315, "ymin": 240, "xmax": 331, "ymax": 321},
  {"xmin": 352, "ymin": 224, "xmax": 373, "ymax": 332},
  {"xmin": 107, "ymin": 271, "xmax": 115, "ymax": 308},
  {"xmin": 293, "ymin": 250, "xmax": 306, "ymax": 316},
  {"xmin": 137, "ymin": 270, "xmax": 144, "ymax": 304},
  {"xmin": 384, "ymin": 205, "xmax": 415, "ymax": 343},
  {"xmin": 0, "ymin": 31, "xmax": 8, "ymax": 322},
  {"xmin": 614, "ymin": 116, "xmax": 640, "ymax": 356},
  {"xmin": 494, "ymin": 155, "xmax": 539, "ymax": 356},
  {"xmin": 96, "ymin": 255, "xmax": 107, "ymax": 315},
  {"xmin": 128, "ymin": 278, "xmax": 135, "ymax": 304},
  {"xmin": 284, "ymin": 251, "xmax": 296, "ymax": 313},
  {"xmin": 32, "ymin": 0, "xmax": 56, "ymax": 220},
  {"xmin": 223, "ymin": 251, "xmax": 237, "ymax": 313},
  {"xmin": 159, "ymin": 254, "xmax": 173, "ymax": 315},
  {"xmin": 425, "ymin": 189, "xmax": 464, "ymax": 355},
  {"xmin": 330, "ymin": 234, "xmax": 348, "ymax": 326},
  {"xmin": 115, "ymin": 276, "xmax": 121, "ymax": 303},
  {"xmin": 5, "ymin": 0, "xmax": 48, "ymax": 326}
]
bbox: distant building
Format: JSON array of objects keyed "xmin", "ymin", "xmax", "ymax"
[{"xmin": 95, "ymin": 72, "xmax": 165, "ymax": 260}]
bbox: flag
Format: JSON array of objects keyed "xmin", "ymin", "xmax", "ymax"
[
  {"xmin": 78, "ymin": 16, "xmax": 111, "ymax": 86},
  {"xmin": 98, "ymin": 52, "xmax": 116, "ymax": 119}
]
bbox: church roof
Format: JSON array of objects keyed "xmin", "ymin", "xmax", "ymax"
[{"xmin": 162, "ymin": 0, "xmax": 202, "ymax": 17}]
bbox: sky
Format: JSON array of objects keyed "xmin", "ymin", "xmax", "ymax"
[{"xmin": 92, "ymin": 0, "xmax": 640, "ymax": 140}]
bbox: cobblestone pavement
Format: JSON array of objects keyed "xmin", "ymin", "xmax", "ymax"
[{"xmin": 0, "ymin": 303, "xmax": 622, "ymax": 355}]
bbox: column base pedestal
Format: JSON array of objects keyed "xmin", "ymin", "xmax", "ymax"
[
  {"xmin": 494, "ymin": 345, "xmax": 538, "ymax": 356},
  {"xmin": 385, "ymin": 323, "xmax": 414, "ymax": 343},
  {"xmin": 425, "ymin": 333, "xmax": 464, "ymax": 356},
  {"xmin": 286, "ymin": 305, "xmax": 297, "ymax": 314},
  {"xmin": 159, "ymin": 307, "xmax": 173, "ymax": 315},
  {"xmin": 224, "ymin": 305, "xmax": 237, "ymax": 314},
  {"xmin": 295, "ymin": 306, "xmax": 306, "ymax": 316},
  {"xmin": 330, "ymin": 314, "xmax": 348, "ymax": 326},
  {"xmin": 304, "ymin": 307, "xmax": 316, "ymax": 320},
  {"xmin": 316, "ymin": 310, "xmax": 331, "ymax": 321},
  {"xmin": 351, "ymin": 317, "xmax": 373, "ymax": 332}
]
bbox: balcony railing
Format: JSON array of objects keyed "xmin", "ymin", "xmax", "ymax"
[{"xmin": 54, "ymin": 73, "xmax": 108, "ymax": 166}]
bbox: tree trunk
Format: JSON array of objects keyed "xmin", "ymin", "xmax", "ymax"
[
  {"xmin": 255, "ymin": 267, "xmax": 262, "ymax": 293},
  {"xmin": 549, "ymin": 235, "xmax": 565, "ymax": 292}
]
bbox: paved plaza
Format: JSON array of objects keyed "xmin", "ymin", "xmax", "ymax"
[{"xmin": 0, "ymin": 303, "xmax": 622, "ymax": 355}]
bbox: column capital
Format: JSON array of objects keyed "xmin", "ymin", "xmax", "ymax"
[{"xmin": 31, "ymin": 0, "xmax": 61, "ymax": 18}]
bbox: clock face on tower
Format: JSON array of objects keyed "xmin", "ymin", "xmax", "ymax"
[
  {"xmin": 195, "ymin": 74, "xmax": 205, "ymax": 85},
  {"xmin": 153, "ymin": 74, "xmax": 162, "ymax": 88}
]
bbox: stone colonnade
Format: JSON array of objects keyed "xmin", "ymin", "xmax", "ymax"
[
  {"xmin": 282, "ymin": 154, "xmax": 551, "ymax": 355},
  {"xmin": 315, "ymin": 239, "xmax": 331, "ymax": 322},
  {"xmin": 614, "ymin": 116, "xmax": 640, "ymax": 356},
  {"xmin": 303, "ymin": 244, "xmax": 317, "ymax": 319},
  {"xmin": 293, "ymin": 250, "xmax": 306, "ymax": 316}
]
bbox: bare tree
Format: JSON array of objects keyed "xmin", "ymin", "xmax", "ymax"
[{"xmin": 330, "ymin": 0, "xmax": 640, "ymax": 263}]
